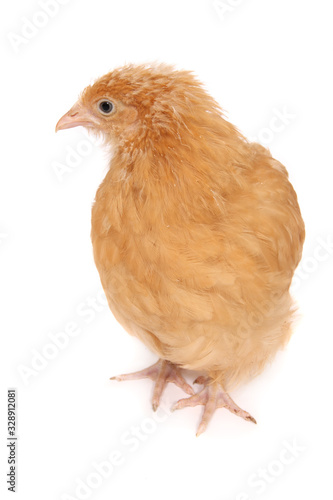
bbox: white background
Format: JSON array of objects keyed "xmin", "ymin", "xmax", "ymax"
[{"xmin": 1, "ymin": 1, "xmax": 333, "ymax": 499}]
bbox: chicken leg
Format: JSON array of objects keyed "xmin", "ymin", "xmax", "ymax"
[
  {"xmin": 111, "ymin": 359, "xmax": 194, "ymax": 411},
  {"xmin": 172, "ymin": 376, "xmax": 257, "ymax": 436}
]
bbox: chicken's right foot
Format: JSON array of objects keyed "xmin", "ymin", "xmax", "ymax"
[{"xmin": 110, "ymin": 359, "xmax": 194, "ymax": 411}]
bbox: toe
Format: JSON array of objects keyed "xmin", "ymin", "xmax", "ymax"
[
  {"xmin": 170, "ymin": 372, "xmax": 195, "ymax": 396},
  {"xmin": 193, "ymin": 375, "xmax": 209, "ymax": 385},
  {"xmin": 172, "ymin": 391, "xmax": 206, "ymax": 411},
  {"xmin": 196, "ymin": 397, "xmax": 217, "ymax": 437}
]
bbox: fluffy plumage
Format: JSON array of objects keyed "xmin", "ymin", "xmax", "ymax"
[{"xmin": 56, "ymin": 63, "xmax": 305, "ymax": 434}]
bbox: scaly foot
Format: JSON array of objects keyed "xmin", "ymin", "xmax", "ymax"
[
  {"xmin": 110, "ymin": 359, "xmax": 194, "ymax": 411},
  {"xmin": 172, "ymin": 376, "xmax": 256, "ymax": 436}
]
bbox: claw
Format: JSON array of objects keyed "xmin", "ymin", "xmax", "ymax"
[
  {"xmin": 111, "ymin": 359, "xmax": 194, "ymax": 411},
  {"xmin": 174, "ymin": 378, "xmax": 256, "ymax": 435}
]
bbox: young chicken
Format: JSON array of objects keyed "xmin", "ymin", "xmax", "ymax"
[{"xmin": 56, "ymin": 64, "xmax": 305, "ymax": 435}]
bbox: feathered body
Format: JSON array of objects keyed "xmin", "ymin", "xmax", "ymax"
[{"xmin": 79, "ymin": 64, "xmax": 305, "ymax": 391}]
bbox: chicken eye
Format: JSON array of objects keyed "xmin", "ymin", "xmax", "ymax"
[{"xmin": 98, "ymin": 100, "xmax": 114, "ymax": 115}]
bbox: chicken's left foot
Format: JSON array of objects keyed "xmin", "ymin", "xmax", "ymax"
[
  {"xmin": 111, "ymin": 359, "xmax": 194, "ymax": 411},
  {"xmin": 172, "ymin": 376, "xmax": 256, "ymax": 436}
]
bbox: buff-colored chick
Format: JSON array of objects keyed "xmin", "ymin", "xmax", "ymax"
[{"xmin": 56, "ymin": 64, "xmax": 305, "ymax": 435}]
